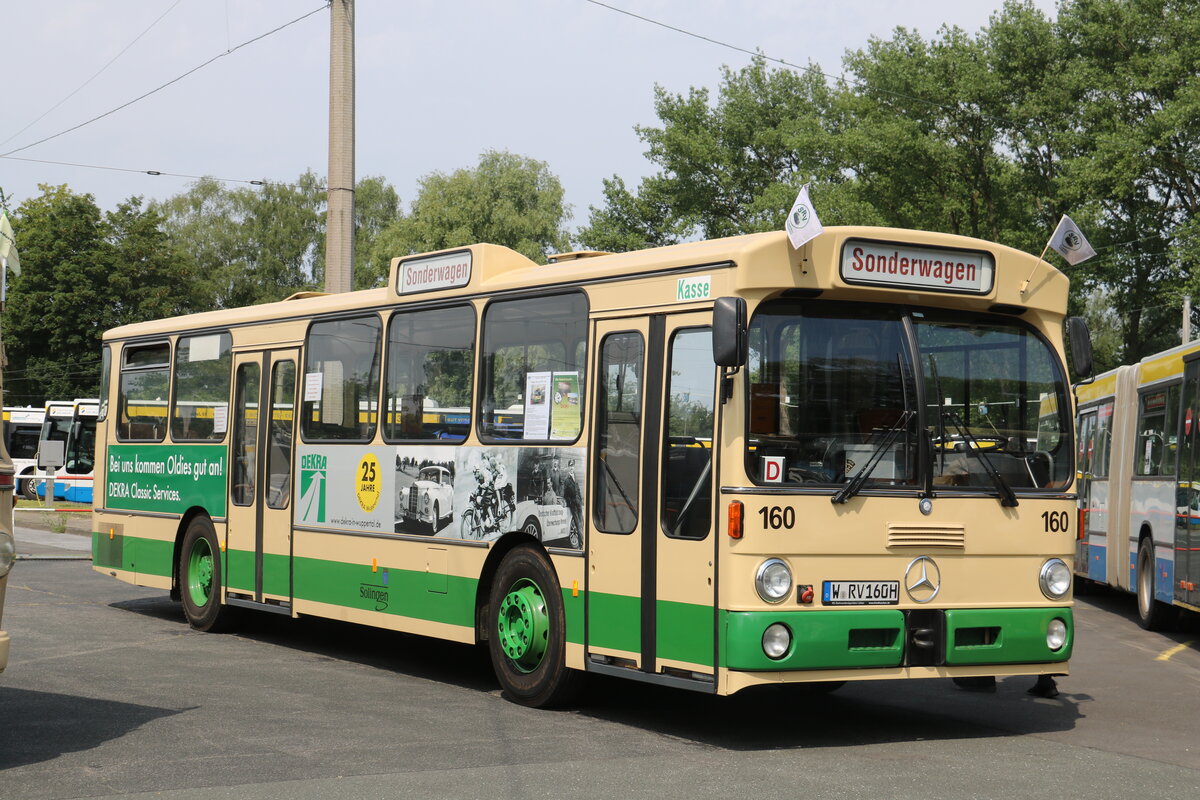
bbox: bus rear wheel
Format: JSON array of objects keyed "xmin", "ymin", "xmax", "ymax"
[
  {"xmin": 20, "ymin": 475, "xmax": 38, "ymax": 501},
  {"xmin": 487, "ymin": 545, "xmax": 578, "ymax": 707},
  {"xmin": 1136, "ymin": 536, "xmax": 1175, "ymax": 631},
  {"xmin": 179, "ymin": 516, "xmax": 237, "ymax": 633}
]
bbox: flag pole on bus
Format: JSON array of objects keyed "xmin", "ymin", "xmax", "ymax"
[
  {"xmin": 1021, "ymin": 214, "xmax": 1096, "ymax": 295},
  {"xmin": 785, "ymin": 184, "xmax": 824, "ymax": 249}
]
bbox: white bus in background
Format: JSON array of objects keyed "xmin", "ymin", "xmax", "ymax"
[
  {"xmin": 38, "ymin": 399, "xmax": 98, "ymax": 504},
  {"xmin": 3, "ymin": 406, "xmax": 45, "ymax": 499}
]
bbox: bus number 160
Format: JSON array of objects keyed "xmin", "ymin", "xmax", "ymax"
[{"xmin": 758, "ymin": 506, "xmax": 796, "ymax": 530}]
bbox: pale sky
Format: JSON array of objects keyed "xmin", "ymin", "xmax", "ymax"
[{"xmin": 1, "ymin": 1, "xmax": 1057, "ymax": 233}]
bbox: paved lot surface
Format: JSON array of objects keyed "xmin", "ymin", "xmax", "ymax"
[{"xmin": 2, "ymin": 526, "xmax": 1199, "ymax": 800}]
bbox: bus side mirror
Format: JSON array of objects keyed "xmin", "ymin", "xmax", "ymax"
[
  {"xmin": 713, "ymin": 297, "xmax": 747, "ymax": 368},
  {"xmin": 1066, "ymin": 316, "xmax": 1093, "ymax": 381}
]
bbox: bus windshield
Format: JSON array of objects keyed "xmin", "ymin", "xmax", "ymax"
[{"xmin": 746, "ymin": 301, "xmax": 1072, "ymax": 492}]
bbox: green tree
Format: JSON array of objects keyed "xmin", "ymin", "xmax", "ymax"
[
  {"xmin": 2, "ymin": 185, "xmax": 204, "ymax": 404},
  {"xmin": 155, "ymin": 172, "xmax": 402, "ymax": 304},
  {"xmin": 370, "ymin": 150, "xmax": 570, "ymax": 278}
]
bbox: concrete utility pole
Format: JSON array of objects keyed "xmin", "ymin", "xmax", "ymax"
[{"xmin": 325, "ymin": 0, "xmax": 355, "ymax": 293}]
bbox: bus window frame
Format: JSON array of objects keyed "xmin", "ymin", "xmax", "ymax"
[
  {"xmin": 593, "ymin": 329, "xmax": 646, "ymax": 536},
  {"xmin": 476, "ymin": 290, "xmax": 589, "ymax": 447},
  {"xmin": 298, "ymin": 312, "xmax": 384, "ymax": 445},
  {"xmin": 381, "ymin": 301, "xmax": 477, "ymax": 445},
  {"xmin": 116, "ymin": 339, "xmax": 173, "ymax": 443},
  {"xmin": 98, "ymin": 345, "xmax": 111, "ymax": 422},
  {"xmin": 741, "ymin": 301, "xmax": 1075, "ymax": 494},
  {"xmin": 1133, "ymin": 381, "xmax": 1181, "ymax": 479},
  {"xmin": 661, "ymin": 324, "xmax": 716, "ymax": 541},
  {"xmin": 169, "ymin": 330, "xmax": 233, "ymax": 444}
]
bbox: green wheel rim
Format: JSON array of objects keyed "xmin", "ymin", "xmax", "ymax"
[
  {"xmin": 497, "ymin": 577, "xmax": 549, "ymax": 673},
  {"xmin": 187, "ymin": 536, "xmax": 216, "ymax": 608}
]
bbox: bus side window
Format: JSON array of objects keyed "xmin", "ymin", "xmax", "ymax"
[
  {"xmin": 384, "ymin": 305, "xmax": 474, "ymax": 443},
  {"xmin": 662, "ymin": 327, "xmax": 715, "ymax": 540},
  {"xmin": 478, "ymin": 293, "xmax": 588, "ymax": 442},
  {"xmin": 117, "ymin": 342, "xmax": 171, "ymax": 443}
]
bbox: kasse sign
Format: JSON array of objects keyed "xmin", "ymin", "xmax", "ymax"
[{"xmin": 839, "ymin": 239, "xmax": 995, "ymax": 295}]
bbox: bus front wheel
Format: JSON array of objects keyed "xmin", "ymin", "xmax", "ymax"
[
  {"xmin": 179, "ymin": 516, "xmax": 237, "ymax": 633},
  {"xmin": 487, "ymin": 545, "xmax": 579, "ymax": 707},
  {"xmin": 1136, "ymin": 537, "xmax": 1175, "ymax": 631}
]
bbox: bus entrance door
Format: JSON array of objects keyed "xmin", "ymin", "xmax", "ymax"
[
  {"xmin": 587, "ymin": 314, "xmax": 716, "ymax": 687},
  {"xmin": 226, "ymin": 349, "xmax": 298, "ymax": 609}
]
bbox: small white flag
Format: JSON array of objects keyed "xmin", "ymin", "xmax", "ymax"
[
  {"xmin": 1047, "ymin": 214, "xmax": 1096, "ymax": 266},
  {"xmin": 0, "ymin": 212, "xmax": 20, "ymax": 275},
  {"xmin": 785, "ymin": 184, "xmax": 824, "ymax": 249}
]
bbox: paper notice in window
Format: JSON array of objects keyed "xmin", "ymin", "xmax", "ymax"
[
  {"xmin": 304, "ymin": 372, "xmax": 323, "ymax": 402},
  {"xmin": 523, "ymin": 372, "xmax": 551, "ymax": 439},
  {"xmin": 213, "ymin": 405, "xmax": 229, "ymax": 434},
  {"xmin": 550, "ymin": 371, "xmax": 580, "ymax": 440},
  {"xmin": 188, "ymin": 334, "xmax": 222, "ymax": 362}
]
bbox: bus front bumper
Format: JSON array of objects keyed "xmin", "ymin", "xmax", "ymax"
[{"xmin": 723, "ymin": 607, "xmax": 1073, "ymax": 672}]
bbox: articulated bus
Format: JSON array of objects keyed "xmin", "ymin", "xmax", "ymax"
[
  {"xmin": 3, "ymin": 405, "xmax": 45, "ymax": 499},
  {"xmin": 93, "ymin": 227, "xmax": 1087, "ymax": 706},
  {"xmin": 39, "ymin": 399, "xmax": 99, "ymax": 503},
  {"xmin": 1075, "ymin": 341, "xmax": 1200, "ymax": 629}
]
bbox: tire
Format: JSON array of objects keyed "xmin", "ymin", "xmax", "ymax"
[
  {"xmin": 567, "ymin": 516, "xmax": 582, "ymax": 549},
  {"xmin": 1136, "ymin": 536, "xmax": 1176, "ymax": 631},
  {"xmin": 179, "ymin": 516, "xmax": 237, "ymax": 632},
  {"xmin": 487, "ymin": 545, "xmax": 579, "ymax": 707},
  {"xmin": 431, "ymin": 502, "xmax": 440, "ymax": 534},
  {"xmin": 20, "ymin": 474, "xmax": 38, "ymax": 501}
]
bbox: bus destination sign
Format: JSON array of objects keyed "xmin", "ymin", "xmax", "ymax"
[
  {"xmin": 840, "ymin": 239, "xmax": 995, "ymax": 295},
  {"xmin": 397, "ymin": 250, "xmax": 472, "ymax": 295}
]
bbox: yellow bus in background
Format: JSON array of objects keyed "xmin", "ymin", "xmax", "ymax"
[
  {"xmin": 92, "ymin": 226, "xmax": 1088, "ymax": 706},
  {"xmin": 1075, "ymin": 340, "xmax": 1200, "ymax": 629}
]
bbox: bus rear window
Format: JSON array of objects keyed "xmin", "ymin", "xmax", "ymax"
[
  {"xmin": 118, "ymin": 342, "xmax": 171, "ymax": 442},
  {"xmin": 301, "ymin": 316, "xmax": 382, "ymax": 442}
]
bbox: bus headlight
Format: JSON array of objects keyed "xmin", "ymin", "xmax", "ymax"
[
  {"xmin": 0, "ymin": 531, "xmax": 14, "ymax": 578},
  {"xmin": 1046, "ymin": 617, "xmax": 1068, "ymax": 651},
  {"xmin": 755, "ymin": 558, "xmax": 792, "ymax": 603},
  {"xmin": 1039, "ymin": 558, "xmax": 1071, "ymax": 600},
  {"xmin": 762, "ymin": 623, "xmax": 791, "ymax": 659}
]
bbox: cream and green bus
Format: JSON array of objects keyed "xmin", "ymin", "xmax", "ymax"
[{"xmin": 93, "ymin": 226, "xmax": 1089, "ymax": 706}]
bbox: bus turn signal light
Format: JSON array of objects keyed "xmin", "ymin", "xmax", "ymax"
[{"xmin": 728, "ymin": 501, "xmax": 743, "ymax": 539}]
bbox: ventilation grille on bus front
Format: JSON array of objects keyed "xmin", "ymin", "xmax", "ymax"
[{"xmin": 887, "ymin": 523, "xmax": 965, "ymax": 549}]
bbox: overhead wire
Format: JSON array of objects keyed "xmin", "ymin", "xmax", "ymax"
[
  {"xmin": 0, "ymin": 0, "xmax": 187, "ymax": 150},
  {"xmin": 0, "ymin": 2, "xmax": 330, "ymax": 159}
]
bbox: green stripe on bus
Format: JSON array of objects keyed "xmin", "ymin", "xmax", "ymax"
[
  {"xmin": 92, "ymin": 532, "xmax": 173, "ymax": 578},
  {"xmin": 292, "ymin": 556, "xmax": 478, "ymax": 628},
  {"xmin": 586, "ymin": 591, "xmax": 641, "ymax": 653},
  {"xmin": 722, "ymin": 609, "xmax": 906, "ymax": 670},
  {"xmin": 943, "ymin": 607, "xmax": 1073, "ymax": 665},
  {"xmin": 97, "ymin": 533, "xmax": 587, "ymax": 647},
  {"xmin": 657, "ymin": 599, "xmax": 714, "ymax": 666}
]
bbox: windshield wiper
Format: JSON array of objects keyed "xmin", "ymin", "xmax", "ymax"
[
  {"xmin": 832, "ymin": 410, "xmax": 914, "ymax": 505},
  {"xmin": 943, "ymin": 411, "xmax": 1018, "ymax": 507}
]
